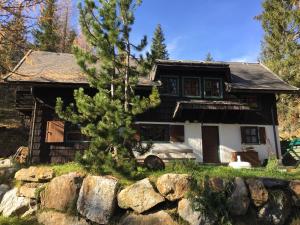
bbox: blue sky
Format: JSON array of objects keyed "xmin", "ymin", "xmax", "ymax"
[{"xmin": 72, "ymin": 0, "xmax": 264, "ymax": 62}]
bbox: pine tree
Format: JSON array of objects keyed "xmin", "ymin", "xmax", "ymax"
[
  {"xmin": 150, "ymin": 24, "xmax": 169, "ymax": 61},
  {"xmin": 257, "ymin": 0, "xmax": 300, "ymax": 138},
  {"xmin": 205, "ymin": 52, "xmax": 213, "ymax": 62},
  {"xmin": 0, "ymin": 8, "xmax": 27, "ymax": 74},
  {"xmin": 56, "ymin": 0, "xmax": 160, "ymax": 174},
  {"xmin": 33, "ymin": 0, "xmax": 60, "ymax": 52}
]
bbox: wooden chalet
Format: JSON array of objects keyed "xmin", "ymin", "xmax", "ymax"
[{"xmin": 2, "ymin": 50, "xmax": 299, "ymax": 165}]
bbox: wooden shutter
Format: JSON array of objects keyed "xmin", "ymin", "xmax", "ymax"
[
  {"xmin": 45, "ymin": 121, "xmax": 65, "ymax": 143},
  {"xmin": 259, "ymin": 127, "xmax": 266, "ymax": 144},
  {"xmin": 240, "ymin": 127, "xmax": 247, "ymax": 144},
  {"xmin": 170, "ymin": 125, "xmax": 184, "ymax": 142}
]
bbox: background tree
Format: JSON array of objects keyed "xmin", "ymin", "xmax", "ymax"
[
  {"xmin": 257, "ymin": 0, "xmax": 300, "ymax": 138},
  {"xmin": 205, "ymin": 52, "xmax": 213, "ymax": 62},
  {"xmin": 56, "ymin": 0, "xmax": 160, "ymax": 174},
  {"xmin": 57, "ymin": 0, "xmax": 77, "ymax": 53},
  {"xmin": 150, "ymin": 24, "xmax": 169, "ymax": 60},
  {"xmin": 0, "ymin": 8, "xmax": 27, "ymax": 74},
  {"xmin": 33, "ymin": 0, "xmax": 60, "ymax": 52}
]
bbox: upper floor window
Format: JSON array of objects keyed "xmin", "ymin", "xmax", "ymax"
[
  {"xmin": 204, "ymin": 78, "xmax": 223, "ymax": 98},
  {"xmin": 183, "ymin": 77, "xmax": 201, "ymax": 97},
  {"xmin": 161, "ymin": 76, "xmax": 179, "ymax": 96}
]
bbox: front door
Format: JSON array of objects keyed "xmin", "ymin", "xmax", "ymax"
[{"xmin": 202, "ymin": 126, "xmax": 220, "ymax": 163}]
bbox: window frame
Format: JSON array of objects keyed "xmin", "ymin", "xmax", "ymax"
[
  {"xmin": 136, "ymin": 123, "xmax": 185, "ymax": 143},
  {"xmin": 241, "ymin": 126, "xmax": 266, "ymax": 145},
  {"xmin": 182, "ymin": 76, "xmax": 202, "ymax": 98},
  {"xmin": 203, "ymin": 77, "xmax": 224, "ymax": 99},
  {"xmin": 64, "ymin": 123, "xmax": 90, "ymax": 144},
  {"xmin": 160, "ymin": 76, "xmax": 180, "ymax": 96}
]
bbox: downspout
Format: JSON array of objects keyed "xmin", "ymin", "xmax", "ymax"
[
  {"xmin": 271, "ymin": 106, "xmax": 280, "ymax": 159},
  {"xmin": 29, "ymin": 88, "xmax": 37, "ymax": 164}
]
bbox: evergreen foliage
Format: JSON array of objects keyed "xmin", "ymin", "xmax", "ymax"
[
  {"xmin": 150, "ymin": 24, "xmax": 169, "ymax": 61},
  {"xmin": 56, "ymin": 0, "xmax": 160, "ymax": 174},
  {"xmin": 257, "ymin": 0, "xmax": 300, "ymax": 138},
  {"xmin": 205, "ymin": 52, "xmax": 214, "ymax": 62},
  {"xmin": 33, "ymin": 0, "xmax": 60, "ymax": 52},
  {"xmin": 0, "ymin": 9, "xmax": 27, "ymax": 74}
]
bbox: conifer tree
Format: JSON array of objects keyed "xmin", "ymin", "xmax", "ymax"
[
  {"xmin": 56, "ymin": 0, "xmax": 160, "ymax": 173},
  {"xmin": 257, "ymin": 0, "xmax": 300, "ymax": 138},
  {"xmin": 0, "ymin": 9, "xmax": 27, "ymax": 74},
  {"xmin": 150, "ymin": 24, "xmax": 169, "ymax": 61},
  {"xmin": 205, "ymin": 52, "xmax": 213, "ymax": 62},
  {"xmin": 33, "ymin": 0, "xmax": 60, "ymax": 52}
]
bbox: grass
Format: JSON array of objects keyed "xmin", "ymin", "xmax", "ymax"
[
  {"xmin": 0, "ymin": 216, "xmax": 40, "ymax": 225},
  {"xmin": 39, "ymin": 160, "xmax": 300, "ymax": 188}
]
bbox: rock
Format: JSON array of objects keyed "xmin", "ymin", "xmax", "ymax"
[
  {"xmin": 119, "ymin": 211, "xmax": 178, "ymax": 225},
  {"xmin": 77, "ymin": 175, "xmax": 118, "ymax": 224},
  {"xmin": 15, "ymin": 166, "xmax": 54, "ymax": 182},
  {"xmin": 0, "ymin": 184, "xmax": 10, "ymax": 202},
  {"xmin": 289, "ymin": 180, "xmax": 300, "ymax": 198},
  {"xmin": 18, "ymin": 183, "xmax": 45, "ymax": 199},
  {"xmin": 228, "ymin": 177, "xmax": 250, "ymax": 216},
  {"xmin": 41, "ymin": 172, "xmax": 83, "ymax": 211},
  {"xmin": 289, "ymin": 180, "xmax": 300, "ymax": 206},
  {"xmin": 246, "ymin": 178, "xmax": 268, "ymax": 207},
  {"xmin": 0, "ymin": 188, "xmax": 32, "ymax": 217},
  {"xmin": 232, "ymin": 206, "xmax": 259, "ymax": 225},
  {"xmin": 118, "ymin": 178, "xmax": 165, "ymax": 213},
  {"xmin": 156, "ymin": 173, "xmax": 191, "ymax": 201},
  {"xmin": 38, "ymin": 211, "xmax": 88, "ymax": 225},
  {"xmin": 258, "ymin": 190, "xmax": 291, "ymax": 225},
  {"xmin": 0, "ymin": 158, "xmax": 13, "ymax": 168},
  {"xmin": 262, "ymin": 178, "xmax": 289, "ymax": 189},
  {"xmin": 209, "ymin": 177, "xmax": 226, "ymax": 192},
  {"xmin": 178, "ymin": 198, "xmax": 215, "ymax": 225}
]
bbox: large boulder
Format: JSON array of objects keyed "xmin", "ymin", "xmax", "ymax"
[
  {"xmin": 262, "ymin": 178, "xmax": 289, "ymax": 189},
  {"xmin": 118, "ymin": 178, "xmax": 165, "ymax": 213},
  {"xmin": 15, "ymin": 166, "xmax": 54, "ymax": 182},
  {"xmin": 77, "ymin": 175, "xmax": 118, "ymax": 224},
  {"xmin": 18, "ymin": 183, "xmax": 45, "ymax": 199},
  {"xmin": 289, "ymin": 180, "xmax": 300, "ymax": 206},
  {"xmin": 209, "ymin": 177, "xmax": 227, "ymax": 192},
  {"xmin": 258, "ymin": 190, "xmax": 291, "ymax": 225},
  {"xmin": 246, "ymin": 178, "xmax": 268, "ymax": 207},
  {"xmin": 0, "ymin": 184, "xmax": 10, "ymax": 202},
  {"xmin": 0, "ymin": 158, "xmax": 13, "ymax": 168},
  {"xmin": 178, "ymin": 198, "xmax": 215, "ymax": 225},
  {"xmin": 119, "ymin": 211, "xmax": 178, "ymax": 225},
  {"xmin": 0, "ymin": 188, "xmax": 33, "ymax": 217},
  {"xmin": 38, "ymin": 211, "xmax": 89, "ymax": 225},
  {"xmin": 227, "ymin": 177, "xmax": 250, "ymax": 216},
  {"xmin": 41, "ymin": 172, "xmax": 83, "ymax": 211},
  {"xmin": 156, "ymin": 173, "xmax": 191, "ymax": 201}
]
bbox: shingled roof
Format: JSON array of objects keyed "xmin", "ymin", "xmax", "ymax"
[
  {"xmin": 4, "ymin": 51, "xmax": 299, "ymax": 93},
  {"xmin": 153, "ymin": 59, "xmax": 299, "ymax": 93},
  {"xmin": 4, "ymin": 50, "xmax": 158, "ymax": 87}
]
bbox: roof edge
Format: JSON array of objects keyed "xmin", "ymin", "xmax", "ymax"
[{"xmin": 3, "ymin": 49, "xmax": 33, "ymax": 81}]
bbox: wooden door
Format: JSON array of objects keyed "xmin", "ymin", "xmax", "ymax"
[{"xmin": 202, "ymin": 126, "xmax": 220, "ymax": 163}]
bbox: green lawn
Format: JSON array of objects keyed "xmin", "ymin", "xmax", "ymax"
[
  {"xmin": 0, "ymin": 216, "xmax": 40, "ymax": 225},
  {"xmin": 41, "ymin": 160, "xmax": 300, "ymax": 187}
]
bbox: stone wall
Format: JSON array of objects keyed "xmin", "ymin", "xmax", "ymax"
[{"xmin": 0, "ymin": 167, "xmax": 300, "ymax": 225}]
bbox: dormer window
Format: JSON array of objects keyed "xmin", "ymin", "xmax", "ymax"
[
  {"xmin": 183, "ymin": 77, "xmax": 201, "ymax": 97},
  {"xmin": 161, "ymin": 76, "xmax": 179, "ymax": 96},
  {"xmin": 204, "ymin": 78, "xmax": 223, "ymax": 99}
]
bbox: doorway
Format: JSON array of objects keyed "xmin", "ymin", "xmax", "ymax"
[{"xmin": 202, "ymin": 126, "xmax": 220, "ymax": 163}]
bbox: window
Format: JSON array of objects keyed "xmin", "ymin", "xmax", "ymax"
[
  {"xmin": 241, "ymin": 127, "xmax": 266, "ymax": 145},
  {"xmin": 204, "ymin": 78, "xmax": 223, "ymax": 98},
  {"xmin": 183, "ymin": 77, "xmax": 201, "ymax": 97},
  {"xmin": 161, "ymin": 76, "xmax": 179, "ymax": 95},
  {"xmin": 65, "ymin": 123, "xmax": 89, "ymax": 143},
  {"xmin": 136, "ymin": 124, "xmax": 185, "ymax": 143}
]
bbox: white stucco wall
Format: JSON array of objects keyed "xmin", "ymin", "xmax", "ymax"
[{"xmin": 136, "ymin": 122, "xmax": 281, "ymax": 163}]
